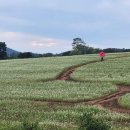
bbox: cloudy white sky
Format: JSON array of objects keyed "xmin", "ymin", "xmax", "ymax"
[{"xmin": 0, "ymin": 0, "xmax": 130, "ymax": 53}]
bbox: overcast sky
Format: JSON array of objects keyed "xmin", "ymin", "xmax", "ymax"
[{"xmin": 0, "ymin": 0, "xmax": 130, "ymax": 53}]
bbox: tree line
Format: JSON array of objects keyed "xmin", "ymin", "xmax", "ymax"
[
  {"xmin": 0, "ymin": 39, "xmax": 130, "ymax": 59},
  {"xmin": 60, "ymin": 38, "xmax": 130, "ymax": 56}
]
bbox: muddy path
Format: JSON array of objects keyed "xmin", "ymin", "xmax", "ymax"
[
  {"xmin": 35, "ymin": 56, "xmax": 130, "ymax": 114},
  {"xmin": 33, "ymin": 86, "xmax": 130, "ymax": 114},
  {"xmin": 56, "ymin": 55, "xmax": 130, "ymax": 81},
  {"xmin": 87, "ymin": 86, "xmax": 130, "ymax": 113},
  {"xmin": 55, "ymin": 57, "xmax": 130, "ymax": 114},
  {"xmin": 56, "ymin": 60, "xmax": 98, "ymax": 81}
]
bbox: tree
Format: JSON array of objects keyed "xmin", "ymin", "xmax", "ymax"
[
  {"xmin": 42, "ymin": 53, "xmax": 53, "ymax": 57},
  {"xmin": 72, "ymin": 38, "xmax": 86, "ymax": 47},
  {"xmin": 71, "ymin": 38, "xmax": 87, "ymax": 55},
  {"xmin": 0, "ymin": 42, "xmax": 7, "ymax": 60},
  {"xmin": 71, "ymin": 38, "xmax": 101, "ymax": 55},
  {"xmin": 18, "ymin": 52, "xmax": 33, "ymax": 58}
]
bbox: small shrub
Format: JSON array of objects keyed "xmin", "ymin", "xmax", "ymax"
[
  {"xmin": 79, "ymin": 113, "xmax": 111, "ymax": 130},
  {"xmin": 21, "ymin": 121, "xmax": 42, "ymax": 130}
]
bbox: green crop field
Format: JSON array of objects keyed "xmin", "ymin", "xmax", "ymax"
[
  {"xmin": 0, "ymin": 53, "xmax": 130, "ymax": 130},
  {"xmin": 71, "ymin": 55, "xmax": 130, "ymax": 84},
  {"xmin": 119, "ymin": 94, "xmax": 130, "ymax": 109}
]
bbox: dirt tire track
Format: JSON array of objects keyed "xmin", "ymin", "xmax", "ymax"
[
  {"xmin": 34, "ymin": 56, "xmax": 130, "ymax": 114},
  {"xmin": 55, "ymin": 57, "xmax": 130, "ymax": 114},
  {"xmin": 56, "ymin": 60, "xmax": 98, "ymax": 81},
  {"xmin": 87, "ymin": 86, "xmax": 130, "ymax": 113}
]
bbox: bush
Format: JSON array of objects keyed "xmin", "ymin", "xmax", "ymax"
[
  {"xmin": 21, "ymin": 121, "xmax": 42, "ymax": 130},
  {"xmin": 79, "ymin": 113, "xmax": 111, "ymax": 130}
]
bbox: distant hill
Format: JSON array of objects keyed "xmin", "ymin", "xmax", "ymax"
[
  {"xmin": 6, "ymin": 47, "xmax": 20, "ymax": 57},
  {"xmin": 6, "ymin": 47, "xmax": 42, "ymax": 58}
]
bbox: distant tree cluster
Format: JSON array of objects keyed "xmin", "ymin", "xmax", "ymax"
[
  {"xmin": 18, "ymin": 52, "xmax": 33, "ymax": 58},
  {"xmin": 17, "ymin": 52, "xmax": 55, "ymax": 58},
  {"xmin": 103, "ymin": 48, "xmax": 130, "ymax": 53},
  {"xmin": 1, "ymin": 39, "xmax": 130, "ymax": 60},
  {"xmin": 42, "ymin": 53, "xmax": 53, "ymax": 57},
  {"xmin": 0, "ymin": 42, "xmax": 7, "ymax": 60}
]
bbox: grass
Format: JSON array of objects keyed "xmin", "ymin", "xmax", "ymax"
[
  {"xmin": 71, "ymin": 56, "xmax": 130, "ymax": 84},
  {"xmin": 0, "ymin": 81, "xmax": 117, "ymax": 101},
  {"xmin": 0, "ymin": 55, "xmax": 98, "ymax": 83},
  {"xmin": 0, "ymin": 103, "xmax": 130, "ymax": 130},
  {"xmin": 0, "ymin": 53, "xmax": 130, "ymax": 130},
  {"xmin": 118, "ymin": 94, "xmax": 130, "ymax": 109}
]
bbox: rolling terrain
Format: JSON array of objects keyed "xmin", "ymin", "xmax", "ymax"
[{"xmin": 0, "ymin": 53, "xmax": 130, "ymax": 130}]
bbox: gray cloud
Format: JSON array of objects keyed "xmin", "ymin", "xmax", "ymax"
[
  {"xmin": 0, "ymin": 0, "xmax": 130, "ymax": 52},
  {"xmin": 0, "ymin": 31, "xmax": 71, "ymax": 53}
]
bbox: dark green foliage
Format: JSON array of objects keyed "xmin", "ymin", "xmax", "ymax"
[
  {"xmin": 1, "ymin": 121, "xmax": 43, "ymax": 130},
  {"xmin": 71, "ymin": 38, "xmax": 130, "ymax": 56},
  {"xmin": 72, "ymin": 38, "xmax": 87, "ymax": 55},
  {"xmin": 60, "ymin": 51, "xmax": 71, "ymax": 56},
  {"xmin": 103, "ymin": 48, "xmax": 130, "ymax": 53},
  {"xmin": 71, "ymin": 44, "xmax": 100, "ymax": 55},
  {"xmin": 21, "ymin": 121, "xmax": 42, "ymax": 130},
  {"xmin": 79, "ymin": 113, "xmax": 111, "ymax": 130},
  {"xmin": 71, "ymin": 38, "xmax": 100, "ymax": 55},
  {"xmin": 18, "ymin": 52, "xmax": 33, "ymax": 58},
  {"xmin": 0, "ymin": 42, "xmax": 7, "ymax": 59},
  {"xmin": 42, "ymin": 53, "xmax": 53, "ymax": 57},
  {"xmin": 72, "ymin": 38, "xmax": 85, "ymax": 45}
]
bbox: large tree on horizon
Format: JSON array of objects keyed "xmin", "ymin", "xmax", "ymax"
[
  {"xmin": 71, "ymin": 38, "xmax": 87, "ymax": 55},
  {"xmin": 0, "ymin": 42, "xmax": 7, "ymax": 59},
  {"xmin": 71, "ymin": 38, "xmax": 100, "ymax": 55}
]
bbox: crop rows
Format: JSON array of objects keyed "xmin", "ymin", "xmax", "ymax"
[
  {"xmin": 119, "ymin": 94, "xmax": 130, "ymax": 109},
  {"xmin": 0, "ymin": 53, "xmax": 130, "ymax": 130},
  {"xmin": 71, "ymin": 56, "xmax": 130, "ymax": 84}
]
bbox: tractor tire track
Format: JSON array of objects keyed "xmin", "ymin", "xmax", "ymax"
[
  {"xmin": 34, "ymin": 56, "xmax": 130, "ymax": 114},
  {"xmin": 56, "ymin": 60, "xmax": 98, "ymax": 81},
  {"xmin": 87, "ymin": 86, "xmax": 130, "ymax": 113},
  {"xmin": 56, "ymin": 60, "xmax": 130, "ymax": 114}
]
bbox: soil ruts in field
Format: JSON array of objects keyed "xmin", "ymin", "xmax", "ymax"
[{"xmin": 35, "ymin": 57, "xmax": 130, "ymax": 114}]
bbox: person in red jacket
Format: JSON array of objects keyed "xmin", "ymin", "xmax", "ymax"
[{"xmin": 99, "ymin": 51, "xmax": 106, "ymax": 61}]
